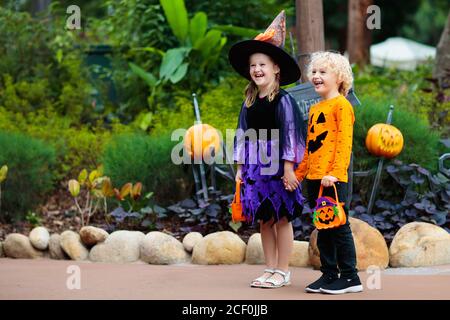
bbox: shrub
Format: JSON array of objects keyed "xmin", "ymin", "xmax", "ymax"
[
  {"xmin": 0, "ymin": 131, "xmax": 56, "ymax": 222},
  {"xmin": 150, "ymin": 94, "xmax": 196, "ymax": 136},
  {"xmin": 198, "ymin": 77, "xmax": 248, "ymax": 134},
  {"xmin": 151, "ymin": 76, "xmax": 247, "ymax": 139},
  {"xmin": 353, "ymin": 95, "xmax": 442, "ymax": 172},
  {"xmin": 0, "ymin": 107, "xmax": 132, "ymax": 180},
  {"xmin": 354, "ymin": 62, "xmax": 449, "ymax": 133},
  {"xmin": 0, "ymin": 7, "xmax": 94, "ymax": 122},
  {"xmin": 102, "ymin": 133, "xmax": 191, "ymax": 205},
  {"xmin": 0, "ymin": 8, "xmax": 54, "ymax": 82}
]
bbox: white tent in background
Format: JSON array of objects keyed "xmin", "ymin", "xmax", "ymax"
[{"xmin": 370, "ymin": 37, "xmax": 436, "ymax": 71}]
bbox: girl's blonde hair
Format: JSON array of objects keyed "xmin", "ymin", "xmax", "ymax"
[
  {"xmin": 307, "ymin": 51, "xmax": 353, "ymax": 96},
  {"xmin": 244, "ymin": 54, "xmax": 280, "ymax": 107},
  {"xmin": 244, "ymin": 74, "xmax": 280, "ymax": 107}
]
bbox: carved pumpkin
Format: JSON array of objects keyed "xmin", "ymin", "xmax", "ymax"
[
  {"xmin": 184, "ymin": 123, "xmax": 221, "ymax": 160},
  {"xmin": 365, "ymin": 123, "xmax": 404, "ymax": 159}
]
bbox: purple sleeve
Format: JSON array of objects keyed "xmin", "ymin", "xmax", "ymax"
[
  {"xmin": 278, "ymin": 94, "xmax": 306, "ymax": 164},
  {"xmin": 233, "ymin": 102, "xmax": 247, "ymax": 163}
]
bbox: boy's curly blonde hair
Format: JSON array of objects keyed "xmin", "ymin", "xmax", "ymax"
[{"xmin": 306, "ymin": 51, "xmax": 353, "ymax": 96}]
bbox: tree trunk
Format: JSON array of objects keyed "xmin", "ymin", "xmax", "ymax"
[
  {"xmin": 30, "ymin": 0, "xmax": 52, "ymax": 16},
  {"xmin": 347, "ymin": 0, "xmax": 372, "ymax": 67},
  {"xmin": 295, "ymin": 0, "xmax": 325, "ymax": 82},
  {"xmin": 433, "ymin": 12, "xmax": 450, "ymax": 88}
]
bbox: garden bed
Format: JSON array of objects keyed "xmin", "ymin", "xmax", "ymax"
[{"xmin": 0, "ymin": 187, "xmax": 257, "ymax": 243}]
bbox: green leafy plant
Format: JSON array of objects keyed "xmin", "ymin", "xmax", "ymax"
[
  {"xmin": 68, "ymin": 167, "xmax": 110, "ymax": 227},
  {"xmin": 107, "ymin": 182, "xmax": 156, "ymax": 231},
  {"xmin": 353, "ymin": 95, "xmax": 441, "ymax": 172},
  {"xmin": 151, "ymin": 75, "xmax": 246, "ymax": 136},
  {"xmin": 25, "ymin": 212, "xmax": 42, "ymax": 227},
  {"xmin": 354, "ymin": 61, "xmax": 449, "ymax": 134},
  {"xmin": 159, "ymin": 0, "xmax": 227, "ymax": 81},
  {"xmin": 0, "ymin": 131, "xmax": 56, "ymax": 222},
  {"xmin": 420, "ymin": 76, "xmax": 450, "ymax": 131},
  {"xmin": 102, "ymin": 133, "xmax": 191, "ymax": 205},
  {"xmin": 129, "ymin": 0, "xmax": 228, "ymax": 117},
  {"xmin": 0, "ymin": 106, "xmax": 132, "ymax": 180},
  {"xmin": 0, "ymin": 7, "xmax": 93, "ymax": 122},
  {"xmin": 0, "ymin": 165, "xmax": 7, "ymax": 220},
  {"xmin": 351, "ymin": 160, "xmax": 450, "ymax": 244},
  {"xmin": 112, "ymin": 182, "xmax": 144, "ymax": 212}
]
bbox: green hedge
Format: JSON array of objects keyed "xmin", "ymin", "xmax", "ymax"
[
  {"xmin": 0, "ymin": 7, "xmax": 93, "ymax": 121},
  {"xmin": 101, "ymin": 133, "xmax": 191, "ymax": 205},
  {"xmin": 0, "ymin": 107, "xmax": 132, "ymax": 181},
  {"xmin": 0, "ymin": 131, "xmax": 56, "ymax": 222},
  {"xmin": 151, "ymin": 76, "xmax": 247, "ymax": 141},
  {"xmin": 353, "ymin": 63, "xmax": 449, "ymax": 133},
  {"xmin": 353, "ymin": 95, "xmax": 442, "ymax": 172}
]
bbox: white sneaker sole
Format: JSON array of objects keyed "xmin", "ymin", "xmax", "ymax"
[{"xmin": 320, "ymin": 285, "xmax": 363, "ymax": 295}]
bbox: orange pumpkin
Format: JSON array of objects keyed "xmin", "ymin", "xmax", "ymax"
[
  {"xmin": 183, "ymin": 124, "xmax": 221, "ymax": 160},
  {"xmin": 365, "ymin": 123, "xmax": 404, "ymax": 159}
]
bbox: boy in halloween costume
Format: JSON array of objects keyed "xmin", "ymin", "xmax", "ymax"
[
  {"xmin": 292, "ymin": 51, "xmax": 363, "ymax": 294},
  {"xmin": 230, "ymin": 11, "xmax": 306, "ymax": 288}
]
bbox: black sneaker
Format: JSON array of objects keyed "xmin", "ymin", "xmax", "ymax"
[
  {"xmin": 305, "ymin": 274, "xmax": 338, "ymax": 293},
  {"xmin": 319, "ymin": 276, "xmax": 363, "ymax": 294}
]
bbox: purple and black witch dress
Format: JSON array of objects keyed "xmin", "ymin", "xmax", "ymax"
[{"xmin": 234, "ymin": 89, "xmax": 306, "ymax": 224}]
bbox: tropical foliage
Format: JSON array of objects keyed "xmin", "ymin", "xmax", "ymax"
[{"xmin": 0, "ymin": 1, "xmax": 447, "ymax": 240}]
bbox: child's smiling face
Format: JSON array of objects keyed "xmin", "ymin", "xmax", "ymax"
[
  {"xmin": 310, "ymin": 59, "xmax": 341, "ymax": 98},
  {"xmin": 249, "ymin": 53, "xmax": 280, "ymax": 90}
]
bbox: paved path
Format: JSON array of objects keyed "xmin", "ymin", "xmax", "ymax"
[{"xmin": 1, "ymin": 258, "xmax": 450, "ymax": 300}]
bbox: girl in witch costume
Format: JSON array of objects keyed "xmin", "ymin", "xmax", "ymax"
[
  {"xmin": 293, "ymin": 51, "xmax": 363, "ymax": 294},
  {"xmin": 230, "ymin": 11, "xmax": 306, "ymax": 289}
]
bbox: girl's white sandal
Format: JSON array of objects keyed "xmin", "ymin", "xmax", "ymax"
[
  {"xmin": 260, "ymin": 269, "xmax": 291, "ymax": 288},
  {"xmin": 250, "ymin": 268, "xmax": 276, "ymax": 288}
]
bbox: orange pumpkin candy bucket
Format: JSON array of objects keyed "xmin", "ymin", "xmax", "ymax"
[
  {"xmin": 312, "ymin": 184, "xmax": 346, "ymax": 230},
  {"xmin": 230, "ymin": 181, "xmax": 246, "ymax": 223}
]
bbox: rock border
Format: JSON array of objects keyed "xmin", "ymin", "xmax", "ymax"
[{"xmin": 1, "ymin": 220, "xmax": 449, "ymax": 268}]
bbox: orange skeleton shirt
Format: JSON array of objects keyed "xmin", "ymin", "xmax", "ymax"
[{"xmin": 295, "ymin": 95, "xmax": 355, "ymax": 183}]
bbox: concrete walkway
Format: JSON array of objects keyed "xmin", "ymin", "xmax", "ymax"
[{"xmin": 1, "ymin": 258, "xmax": 450, "ymax": 300}]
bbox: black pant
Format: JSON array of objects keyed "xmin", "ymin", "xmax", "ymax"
[{"xmin": 306, "ymin": 179, "xmax": 358, "ymax": 279}]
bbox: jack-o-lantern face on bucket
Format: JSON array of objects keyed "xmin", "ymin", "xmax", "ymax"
[
  {"xmin": 365, "ymin": 123, "xmax": 404, "ymax": 159},
  {"xmin": 317, "ymin": 205, "xmax": 336, "ymax": 224},
  {"xmin": 313, "ymin": 196, "xmax": 346, "ymax": 230},
  {"xmin": 308, "ymin": 112, "xmax": 328, "ymax": 153}
]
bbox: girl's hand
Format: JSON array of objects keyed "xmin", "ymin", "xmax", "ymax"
[
  {"xmin": 282, "ymin": 170, "xmax": 299, "ymax": 192},
  {"xmin": 321, "ymin": 175, "xmax": 338, "ymax": 187}
]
